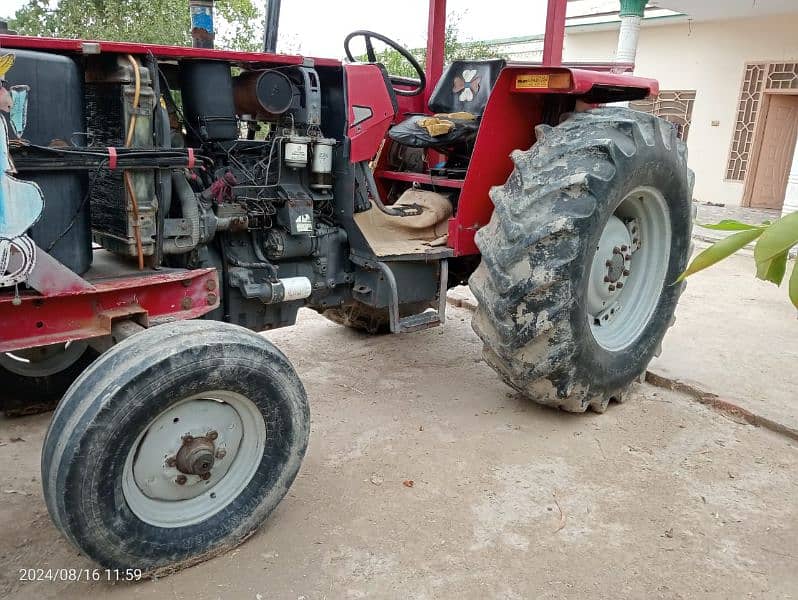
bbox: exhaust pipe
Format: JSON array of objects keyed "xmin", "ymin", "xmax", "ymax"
[{"xmin": 263, "ymin": 0, "xmax": 282, "ymax": 53}]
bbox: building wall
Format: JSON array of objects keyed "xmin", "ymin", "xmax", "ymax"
[{"xmin": 563, "ymin": 14, "xmax": 798, "ymax": 206}]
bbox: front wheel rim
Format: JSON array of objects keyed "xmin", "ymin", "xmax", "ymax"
[
  {"xmin": 587, "ymin": 186, "xmax": 671, "ymax": 352},
  {"xmin": 122, "ymin": 391, "xmax": 267, "ymax": 528}
]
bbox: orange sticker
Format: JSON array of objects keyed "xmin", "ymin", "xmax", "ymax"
[{"xmin": 516, "ymin": 74, "xmax": 550, "ymax": 89}]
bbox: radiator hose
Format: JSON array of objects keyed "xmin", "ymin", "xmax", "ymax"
[{"xmin": 162, "ymin": 172, "xmax": 201, "ymax": 254}]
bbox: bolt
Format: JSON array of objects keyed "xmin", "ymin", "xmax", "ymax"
[
  {"xmin": 166, "ymin": 457, "xmax": 177, "ymax": 467},
  {"xmin": 206, "ymin": 292, "xmax": 218, "ymax": 306},
  {"xmin": 182, "ymin": 434, "xmax": 194, "ymax": 443},
  {"xmin": 181, "ymin": 297, "xmax": 193, "ymax": 310},
  {"xmin": 215, "ymin": 448, "xmax": 227, "ymax": 460},
  {"xmin": 613, "ymin": 247, "xmax": 621, "ymax": 255},
  {"xmin": 623, "ymin": 269, "xmax": 630, "ymax": 276},
  {"xmin": 206, "ymin": 279, "xmax": 217, "ymax": 291},
  {"xmin": 603, "ymin": 276, "xmax": 611, "ymax": 283},
  {"xmin": 625, "ymin": 254, "xmax": 632, "ymax": 261},
  {"xmin": 633, "ymin": 237, "xmax": 639, "ymax": 244},
  {"xmin": 616, "ymin": 282, "xmax": 624, "ymax": 289},
  {"xmin": 200, "ymin": 472, "xmax": 212, "ymax": 481},
  {"xmin": 181, "ymin": 279, "xmax": 192, "ymax": 288},
  {"xmin": 605, "ymin": 260, "xmax": 613, "ymax": 267},
  {"xmin": 175, "ymin": 475, "xmax": 187, "ymax": 485},
  {"xmin": 207, "ymin": 430, "xmax": 218, "ymax": 441},
  {"xmin": 621, "ymin": 244, "xmax": 628, "ymax": 252},
  {"xmin": 608, "ymin": 284, "xmax": 616, "ymax": 292}
]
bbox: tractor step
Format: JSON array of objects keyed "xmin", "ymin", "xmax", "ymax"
[
  {"xmin": 350, "ymin": 255, "xmax": 448, "ymax": 334},
  {"xmin": 399, "ymin": 309, "xmax": 442, "ymax": 333}
]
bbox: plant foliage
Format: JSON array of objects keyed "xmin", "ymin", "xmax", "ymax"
[
  {"xmin": 678, "ymin": 213, "xmax": 798, "ymax": 308},
  {"xmin": 8, "ymin": 0, "xmax": 263, "ymax": 50}
]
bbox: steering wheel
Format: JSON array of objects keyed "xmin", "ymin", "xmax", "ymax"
[{"xmin": 344, "ymin": 30, "xmax": 426, "ymax": 97}]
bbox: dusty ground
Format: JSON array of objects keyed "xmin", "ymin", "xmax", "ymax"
[{"xmin": 1, "ymin": 306, "xmax": 797, "ymax": 600}]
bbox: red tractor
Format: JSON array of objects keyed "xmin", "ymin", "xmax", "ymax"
[{"xmin": 0, "ymin": 0, "xmax": 692, "ymax": 574}]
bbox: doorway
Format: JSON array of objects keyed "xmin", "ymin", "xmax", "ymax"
[{"xmin": 743, "ymin": 93, "xmax": 798, "ymax": 209}]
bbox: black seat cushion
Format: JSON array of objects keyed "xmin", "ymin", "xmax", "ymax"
[
  {"xmin": 388, "ymin": 114, "xmax": 478, "ymax": 148},
  {"xmin": 388, "ymin": 59, "xmax": 506, "ymax": 149},
  {"xmin": 428, "ymin": 59, "xmax": 506, "ymax": 116}
]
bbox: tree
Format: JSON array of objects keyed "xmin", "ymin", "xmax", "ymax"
[
  {"xmin": 678, "ymin": 213, "xmax": 798, "ymax": 309},
  {"xmin": 361, "ymin": 12, "xmax": 506, "ymax": 79},
  {"xmin": 8, "ymin": 0, "xmax": 263, "ymax": 50}
]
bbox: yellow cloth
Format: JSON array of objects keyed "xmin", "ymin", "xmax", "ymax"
[
  {"xmin": 416, "ymin": 117, "xmax": 454, "ymax": 137},
  {"xmin": 434, "ymin": 111, "xmax": 477, "ymax": 121}
]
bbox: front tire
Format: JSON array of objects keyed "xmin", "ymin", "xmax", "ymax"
[
  {"xmin": 41, "ymin": 320, "xmax": 309, "ymax": 574},
  {"xmin": 0, "ymin": 342, "xmax": 98, "ymax": 416},
  {"xmin": 469, "ymin": 108, "xmax": 693, "ymax": 413}
]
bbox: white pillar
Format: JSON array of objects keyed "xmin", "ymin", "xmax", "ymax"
[
  {"xmin": 782, "ymin": 142, "xmax": 798, "ymax": 217},
  {"xmin": 613, "ymin": 0, "xmax": 648, "ymax": 73}
]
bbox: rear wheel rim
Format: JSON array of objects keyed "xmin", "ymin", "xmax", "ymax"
[
  {"xmin": 122, "ymin": 391, "xmax": 267, "ymax": 528},
  {"xmin": 587, "ymin": 186, "xmax": 671, "ymax": 352},
  {"xmin": 0, "ymin": 341, "xmax": 88, "ymax": 377}
]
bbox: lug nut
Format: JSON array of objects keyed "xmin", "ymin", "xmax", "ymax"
[
  {"xmin": 603, "ymin": 276, "xmax": 611, "ymax": 282},
  {"xmin": 616, "ymin": 282, "xmax": 624, "ymax": 289},
  {"xmin": 621, "ymin": 244, "xmax": 628, "ymax": 252},
  {"xmin": 625, "ymin": 254, "xmax": 632, "ymax": 261},
  {"xmin": 200, "ymin": 472, "xmax": 212, "ymax": 481},
  {"xmin": 207, "ymin": 430, "xmax": 218, "ymax": 441},
  {"xmin": 613, "ymin": 247, "xmax": 621, "ymax": 255},
  {"xmin": 608, "ymin": 284, "xmax": 616, "ymax": 292},
  {"xmin": 166, "ymin": 457, "xmax": 177, "ymax": 467},
  {"xmin": 623, "ymin": 269, "xmax": 630, "ymax": 276},
  {"xmin": 175, "ymin": 475, "xmax": 187, "ymax": 485},
  {"xmin": 605, "ymin": 260, "xmax": 613, "ymax": 267},
  {"xmin": 215, "ymin": 448, "xmax": 227, "ymax": 460},
  {"xmin": 182, "ymin": 435, "xmax": 194, "ymax": 443}
]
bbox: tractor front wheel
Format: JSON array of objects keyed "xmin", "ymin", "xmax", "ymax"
[
  {"xmin": 41, "ymin": 319, "xmax": 309, "ymax": 574},
  {"xmin": 469, "ymin": 108, "xmax": 693, "ymax": 413}
]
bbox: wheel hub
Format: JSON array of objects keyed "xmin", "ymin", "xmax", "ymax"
[
  {"xmin": 587, "ymin": 215, "xmax": 633, "ymax": 319},
  {"xmin": 175, "ymin": 434, "xmax": 217, "ymax": 477}
]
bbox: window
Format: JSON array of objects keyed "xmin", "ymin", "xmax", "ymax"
[{"xmin": 630, "ymin": 90, "xmax": 696, "ymax": 141}]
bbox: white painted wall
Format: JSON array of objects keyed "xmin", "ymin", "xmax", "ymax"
[
  {"xmin": 782, "ymin": 142, "xmax": 798, "ymax": 217},
  {"xmin": 563, "ymin": 14, "xmax": 798, "ymax": 206}
]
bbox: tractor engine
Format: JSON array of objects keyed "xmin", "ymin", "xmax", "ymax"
[{"xmin": 6, "ymin": 50, "xmax": 350, "ymax": 331}]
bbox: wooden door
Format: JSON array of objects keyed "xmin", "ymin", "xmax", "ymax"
[{"xmin": 748, "ymin": 94, "xmax": 798, "ymax": 209}]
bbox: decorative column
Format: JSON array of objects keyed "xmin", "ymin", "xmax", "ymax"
[
  {"xmin": 782, "ymin": 142, "xmax": 798, "ymax": 217},
  {"xmin": 189, "ymin": 0, "xmax": 215, "ymax": 49},
  {"xmin": 614, "ymin": 0, "xmax": 648, "ymax": 72}
]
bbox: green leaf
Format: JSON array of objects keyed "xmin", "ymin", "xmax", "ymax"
[
  {"xmin": 756, "ymin": 250, "xmax": 789, "ymax": 285},
  {"xmin": 677, "ymin": 228, "xmax": 764, "ymax": 282},
  {"xmin": 754, "ymin": 211, "xmax": 798, "ymax": 264},
  {"xmin": 698, "ymin": 220, "xmax": 766, "ymax": 231},
  {"xmin": 790, "ymin": 258, "xmax": 798, "ymax": 310}
]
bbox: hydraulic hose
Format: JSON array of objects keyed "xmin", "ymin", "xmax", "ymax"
[{"xmin": 123, "ymin": 54, "xmax": 145, "ymax": 270}]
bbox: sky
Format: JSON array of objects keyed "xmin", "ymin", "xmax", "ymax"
[{"xmin": 2, "ymin": 0, "xmax": 552, "ymax": 59}]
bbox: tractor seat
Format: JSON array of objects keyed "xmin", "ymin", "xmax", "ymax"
[{"xmin": 388, "ymin": 59, "xmax": 506, "ymax": 149}]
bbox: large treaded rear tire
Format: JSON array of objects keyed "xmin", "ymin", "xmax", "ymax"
[{"xmin": 469, "ymin": 108, "xmax": 693, "ymax": 413}]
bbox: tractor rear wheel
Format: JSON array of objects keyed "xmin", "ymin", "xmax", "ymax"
[
  {"xmin": 469, "ymin": 108, "xmax": 693, "ymax": 413},
  {"xmin": 41, "ymin": 319, "xmax": 309, "ymax": 574}
]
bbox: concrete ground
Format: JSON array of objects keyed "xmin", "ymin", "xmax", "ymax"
[
  {"xmin": 1, "ymin": 304, "xmax": 797, "ymax": 599},
  {"xmin": 650, "ymin": 245, "xmax": 798, "ymax": 436}
]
